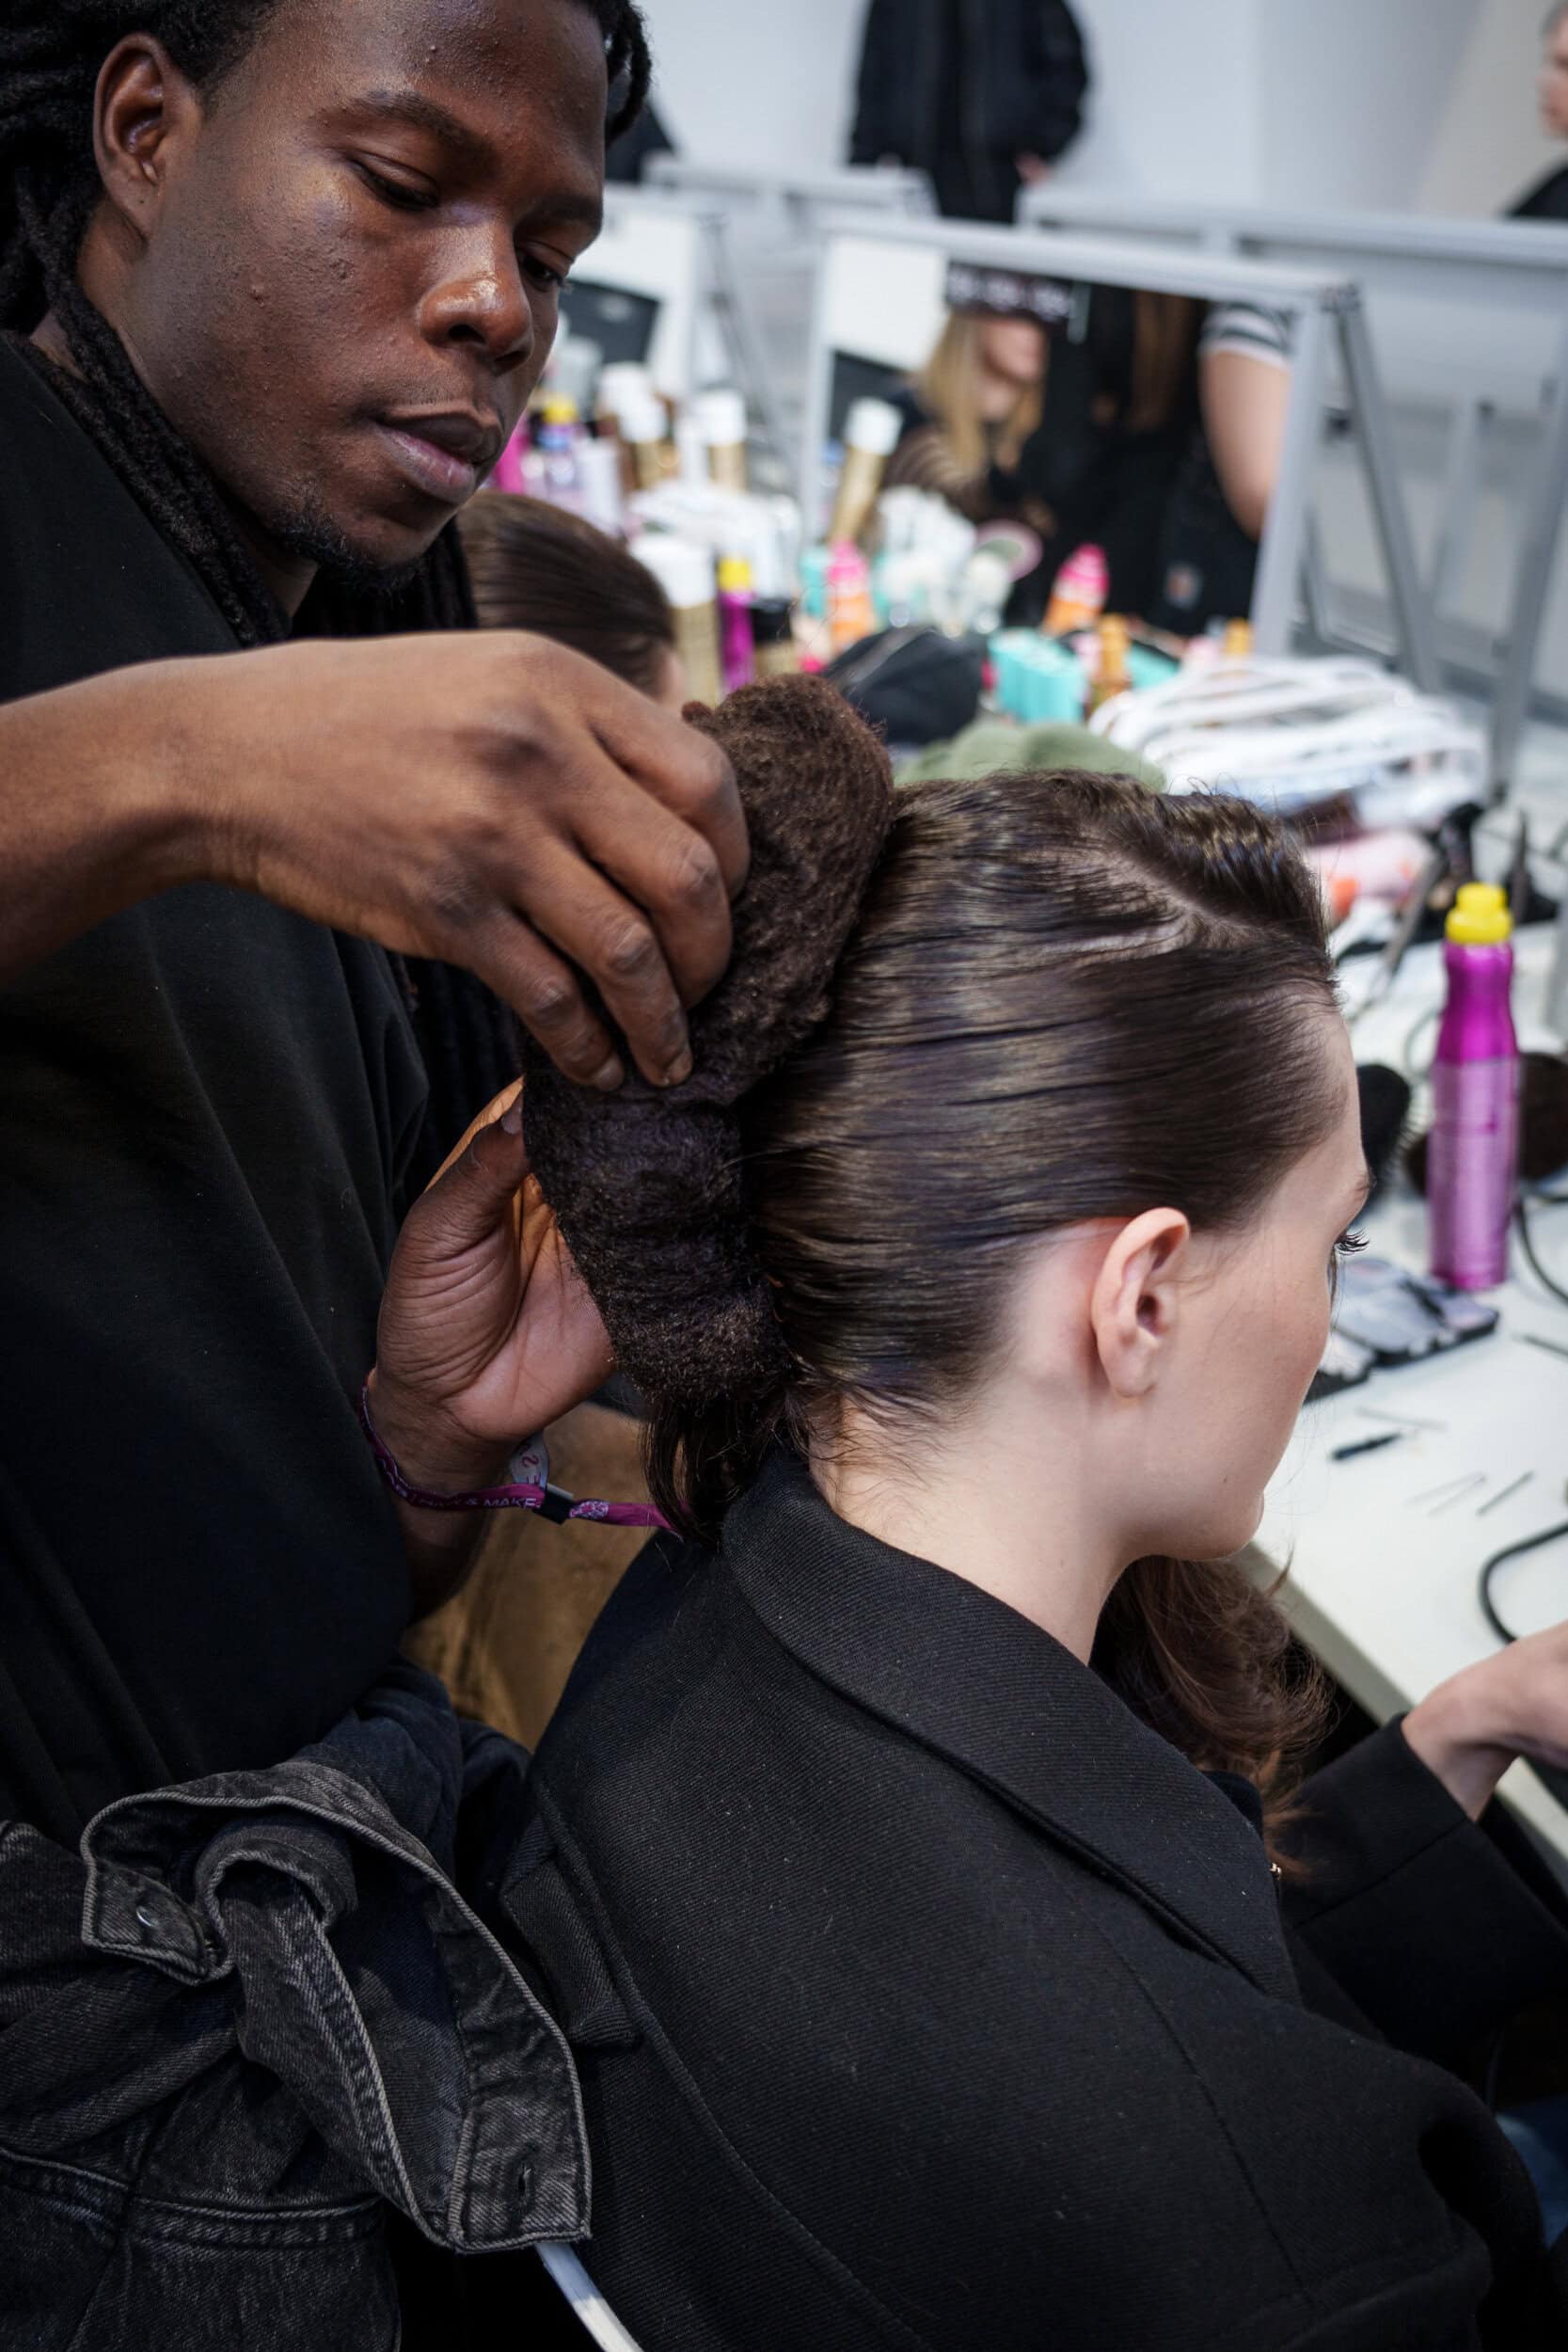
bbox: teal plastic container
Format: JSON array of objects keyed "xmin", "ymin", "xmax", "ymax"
[{"xmin": 990, "ymin": 629, "xmax": 1087, "ymax": 723}]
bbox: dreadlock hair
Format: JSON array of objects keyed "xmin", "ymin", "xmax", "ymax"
[{"xmin": 0, "ymin": 0, "xmax": 652, "ymax": 1167}]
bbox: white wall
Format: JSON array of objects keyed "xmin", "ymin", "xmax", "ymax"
[
  {"xmin": 1416, "ymin": 0, "xmax": 1563, "ymax": 214},
  {"xmin": 1053, "ymin": 0, "xmax": 1264, "ymax": 203},
  {"xmin": 1258, "ymin": 0, "xmax": 1475, "ymax": 211},
  {"xmin": 639, "ymin": 0, "xmax": 1567, "ymax": 220},
  {"xmin": 639, "ymin": 0, "xmax": 861, "ymax": 174}
]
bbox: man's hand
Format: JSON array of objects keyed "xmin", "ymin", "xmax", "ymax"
[
  {"xmin": 370, "ymin": 1082, "xmax": 612, "ymax": 1492},
  {"xmin": 367, "ymin": 1083, "xmax": 614, "ymax": 1612},
  {"xmin": 0, "ymin": 632, "xmax": 746, "ymax": 1089}
]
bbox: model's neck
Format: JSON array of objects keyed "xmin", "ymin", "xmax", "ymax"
[{"xmin": 811, "ymin": 1392, "xmax": 1125, "ymax": 1662}]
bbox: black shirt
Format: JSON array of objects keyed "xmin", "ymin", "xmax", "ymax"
[
  {"xmin": 0, "ymin": 339, "xmax": 430, "ymax": 1840},
  {"xmin": 1511, "ymin": 163, "xmax": 1568, "ymax": 220}
]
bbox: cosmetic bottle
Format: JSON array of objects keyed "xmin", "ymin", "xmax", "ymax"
[
  {"xmin": 697, "ymin": 389, "xmax": 750, "ymax": 493},
  {"xmin": 827, "ymin": 541, "xmax": 877, "ymax": 654},
  {"xmin": 1429, "ymin": 883, "xmax": 1519, "ymax": 1290},
  {"xmin": 619, "ymin": 391, "xmax": 673, "ymax": 492},
  {"xmin": 717, "ymin": 556, "xmax": 757, "ymax": 695},
  {"xmin": 1043, "ymin": 544, "xmax": 1108, "ymax": 636},
  {"xmin": 635, "ymin": 533, "xmax": 722, "ymax": 708},
  {"xmin": 537, "ymin": 396, "xmax": 585, "ymax": 514},
  {"xmin": 828, "ymin": 397, "xmax": 904, "ymax": 548}
]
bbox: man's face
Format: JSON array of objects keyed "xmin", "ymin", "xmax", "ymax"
[
  {"xmin": 1542, "ymin": 16, "xmax": 1568, "ymax": 140},
  {"xmin": 120, "ymin": 0, "xmax": 606, "ymax": 582}
]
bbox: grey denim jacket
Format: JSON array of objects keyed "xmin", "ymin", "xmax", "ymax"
[{"xmin": 0, "ymin": 1664, "xmax": 587, "ymax": 2351}]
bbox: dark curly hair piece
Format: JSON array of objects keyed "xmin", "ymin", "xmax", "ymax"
[{"xmin": 520, "ymin": 677, "xmax": 897, "ymax": 1411}]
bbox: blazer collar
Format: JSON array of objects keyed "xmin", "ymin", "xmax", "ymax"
[{"xmin": 723, "ymin": 1451, "xmax": 1298, "ymax": 2004}]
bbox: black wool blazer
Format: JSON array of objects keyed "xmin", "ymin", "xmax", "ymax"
[{"xmin": 509, "ymin": 1452, "xmax": 1568, "ymax": 2349}]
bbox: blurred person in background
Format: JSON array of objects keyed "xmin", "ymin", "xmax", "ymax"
[
  {"xmin": 887, "ymin": 282, "xmax": 1200, "ymax": 622},
  {"xmin": 883, "ymin": 307, "xmax": 1053, "ymax": 525},
  {"xmin": 848, "ymin": 0, "xmax": 1089, "ymax": 223},
  {"xmin": 1511, "ymin": 1, "xmax": 1568, "ymax": 219},
  {"xmin": 1148, "ymin": 299, "xmax": 1293, "ymax": 635}
]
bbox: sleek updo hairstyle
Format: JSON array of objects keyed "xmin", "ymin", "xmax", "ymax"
[{"xmin": 527, "ymin": 687, "xmax": 1342, "ymax": 1804}]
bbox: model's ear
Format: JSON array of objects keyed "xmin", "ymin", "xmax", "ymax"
[
  {"xmin": 1086, "ymin": 1207, "xmax": 1192, "ymax": 1400},
  {"xmin": 91, "ymin": 37, "xmax": 205, "ymax": 247}
]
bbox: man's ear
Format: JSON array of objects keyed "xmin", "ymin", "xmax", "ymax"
[
  {"xmin": 1087, "ymin": 1207, "xmax": 1191, "ymax": 1400},
  {"xmin": 91, "ymin": 37, "xmax": 203, "ymax": 246}
]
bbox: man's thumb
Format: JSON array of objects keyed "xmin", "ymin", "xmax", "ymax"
[{"xmin": 419, "ymin": 1104, "xmax": 529, "ymax": 1248}]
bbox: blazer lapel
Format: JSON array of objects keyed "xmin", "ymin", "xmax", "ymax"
[{"xmin": 725, "ymin": 1453, "xmax": 1300, "ymax": 2005}]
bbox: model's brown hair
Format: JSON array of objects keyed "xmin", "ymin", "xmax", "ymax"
[
  {"xmin": 529, "ymin": 694, "xmax": 1340, "ymax": 1814},
  {"xmin": 458, "ymin": 493, "xmax": 675, "ymax": 696}
]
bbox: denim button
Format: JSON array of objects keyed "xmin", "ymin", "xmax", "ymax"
[{"xmin": 135, "ymin": 1900, "xmax": 157, "ymax": 1931}]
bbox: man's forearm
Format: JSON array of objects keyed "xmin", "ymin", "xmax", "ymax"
[{"xmin": 0, "ymin": 662, "xmax": 203, "ymax": 979}]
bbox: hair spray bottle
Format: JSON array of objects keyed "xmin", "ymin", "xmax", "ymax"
[{"xmin": 1428, "ymin": 882, "xmax": 1519, "ymax": 1290}]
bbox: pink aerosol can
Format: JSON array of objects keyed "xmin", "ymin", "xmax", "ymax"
[{"xmin": 1428, "ymin": 883, "xmax": 1519, "ymax": 1290}]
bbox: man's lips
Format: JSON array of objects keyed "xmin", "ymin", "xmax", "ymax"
[{"xmin": 373, "ymin": 411, "xmax": 504, "ymax": 504}]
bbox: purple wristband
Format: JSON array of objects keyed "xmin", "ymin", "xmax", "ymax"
[{"xmin": 357, "ymin": 1386, "xmax": 672, "ymax": 1532}]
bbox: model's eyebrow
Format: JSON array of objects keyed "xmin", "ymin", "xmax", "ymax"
[{"xmin": 353, "ymin": 88, "xmax": 605, "ymax": 234}]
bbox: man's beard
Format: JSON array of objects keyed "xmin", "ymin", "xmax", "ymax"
[{"xmin": 265, "ymin": 487, "xmax": 429, "ymax": 601}]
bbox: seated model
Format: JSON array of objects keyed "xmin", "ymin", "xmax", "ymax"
[{"xmin": 504, "ymin": 680, "xmax": 1568, "ymax": 2349}]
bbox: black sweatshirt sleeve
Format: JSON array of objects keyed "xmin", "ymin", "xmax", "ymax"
[{"xmin": 1281, "ymin": 1718, "xmax": 1568, "ymax": 2063}]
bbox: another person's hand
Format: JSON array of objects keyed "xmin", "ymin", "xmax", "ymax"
[
  {"xmin": 1403, "ymin": 1624, "xmax": 1568, "ymax": 1819},
  {"xmin": 368, "ymin": 1081, "xmax": 612, "ymax": 1503},
  {"xmin": 1016, "ymin": 152, "xmax": 1053, "ymax": 185},
  {"xmin": 180, "ymin": 631, "xmax": 746, "ymax": 1089}
]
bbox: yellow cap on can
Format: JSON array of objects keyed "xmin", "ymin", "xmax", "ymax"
[{"xmin": 1445, "ymin": 882, "xmax": 1513, "ymax": 946}]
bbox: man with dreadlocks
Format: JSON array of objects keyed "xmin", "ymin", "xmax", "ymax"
[
  {"xmin": 0, "ymin": 0, "xmax": 749, "ymax": 1851},
  {"xmin": 0, "ymin": 0, "xmax": 752, "ymax": 2334}
]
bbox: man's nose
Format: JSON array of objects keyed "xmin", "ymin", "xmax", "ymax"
[{"xmin": 419, "ymin": 223, "xmax": 533, "ymax": 370}]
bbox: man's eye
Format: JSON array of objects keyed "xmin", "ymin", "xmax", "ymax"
[
  {"xmin": 521, "ymin": 255, "xmax": 568, "ymax": 294},
  {"xmin": 356, "ymin": 162, "xmax": 437, "ymax": 212}
]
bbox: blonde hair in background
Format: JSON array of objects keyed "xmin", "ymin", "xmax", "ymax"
[{"xmin": 914, "ymin": 310, "xmax": 1045, "ymax": 478}]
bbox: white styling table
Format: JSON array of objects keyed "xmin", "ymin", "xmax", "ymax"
[{"xmin": 1258, "ymin": 923, "xmax": 1568, "ymax": 1867}]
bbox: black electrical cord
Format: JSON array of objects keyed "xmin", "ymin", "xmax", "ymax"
[
  {"xmin": 1515, "ymin": 1193, "xmax": 1568, "ymax": 1310},
  {"xmin": 1480, "ymin": 1518, "xmax": 1568, "ymax": 1645}
]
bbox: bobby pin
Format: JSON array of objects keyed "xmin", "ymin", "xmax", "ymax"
[
  {"xmin": 1355, "ymin": 1406, "xmax": 1449, "ymax": 1433},
  {"xmin": 1407, "ymin": 1471, "xmax": 1488, "ymax": 1513},
  {"xmin": 1478, "ymin": 1471, "xmax": 1535, "ymax": 1518}
]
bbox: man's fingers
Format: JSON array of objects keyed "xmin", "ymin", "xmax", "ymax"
[
  {"xmin": 514, "ymin": 834, "xmax": 697, "ymax": 1089},
  {"xmin": 577, "ymin": 680, "xmax": 749, "ymax": 899},
  {"xmin": 576, "ymin": 785, "xmax": 736, "ymax": 1013},
  {"xmin": 467, "ymin": 913, "xmax": 626, "ymax": 1090}
]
